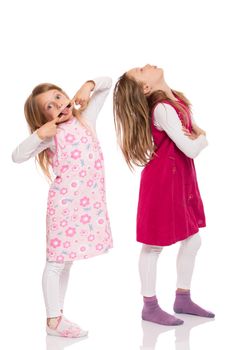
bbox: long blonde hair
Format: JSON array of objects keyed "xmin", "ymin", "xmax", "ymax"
[
  {"xmin": 113, "ymin": 73, "xmax": 191, "ymax": 169},
  {"xmin": 24, "ymin": 83, "xmax": 84, "ymax": 181}
]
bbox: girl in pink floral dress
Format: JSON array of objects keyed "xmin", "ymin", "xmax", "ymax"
[{"xmin": 12, "ymin": 77, "xmax": 113, "ymax": 338}]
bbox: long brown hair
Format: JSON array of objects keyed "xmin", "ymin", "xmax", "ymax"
[
  {"xmin": 24, "ymin": 83, "xmax": 84, "ymax": 181},
  {"xmin": 113, "ymin": 73, "xmax": 191, "ymax": 169}
]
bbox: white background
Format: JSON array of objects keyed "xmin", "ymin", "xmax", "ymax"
[{"xmin": 1, "ymin": 0, "xmax": 233, "ymax": 349}]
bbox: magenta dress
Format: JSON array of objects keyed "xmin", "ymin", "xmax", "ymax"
[{"xmin": 137, "ymin": 101, "xmax": 206, "ymax": 246}]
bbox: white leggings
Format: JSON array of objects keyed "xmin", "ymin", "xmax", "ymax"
[
  {"xmin": 139, "ymin": 234, "xmax": 201, "ymax": 296},
  {"xmin": 42, "ymin": 261, "xmax": 73, "ymax": 318}
]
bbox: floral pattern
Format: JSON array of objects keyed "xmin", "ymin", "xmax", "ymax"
[{"xmin": 46, "ymin": 117, "xmax": 113, "ymax": 262}]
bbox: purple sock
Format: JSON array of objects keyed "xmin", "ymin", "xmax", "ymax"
[
  {"xmin": 173, "ymin": 291, "xmax": 215, "ymax": 318},
  {"xmin": 142, "ymin": 296, "xmax": 184, "ymax": 326}
]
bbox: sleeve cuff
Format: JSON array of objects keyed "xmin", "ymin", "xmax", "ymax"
[{"xmin": 33, "ymin": 130, "xmax": 45, "ymax": 143}]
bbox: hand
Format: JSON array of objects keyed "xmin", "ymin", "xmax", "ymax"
[
  {"xmin": 71, "ymin": 81, "xmax": 95, "ymax": 110},
  {"xmin": 182, "ymin": 123, "xmax": 206, "ymax": 140},
  {"xmin": 192, "ymin": 123, "xmax": 206, "ymax": 136},
  {"xmin": 36, "ymin": 116, "xmax": 66, "ymax": 140}
]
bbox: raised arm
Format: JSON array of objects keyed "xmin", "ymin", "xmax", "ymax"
[
  {"xmin": 81, "ymin": 77, "xmax": 112, "ymax": 130},
  {"xmin": 153, "ymin": 103, "xmax": 208, "ymax": 158}
]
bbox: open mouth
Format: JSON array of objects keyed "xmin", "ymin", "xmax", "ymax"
[{"xmin": 58, "ymin": 103, "xmax": 72, "ymax": 117}]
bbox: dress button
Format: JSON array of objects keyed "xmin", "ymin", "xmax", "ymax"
[{"xmin": 188, "ymin": 194, "xmax": 193, "ymax": 199}]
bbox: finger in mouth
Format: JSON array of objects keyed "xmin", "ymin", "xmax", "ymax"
[{"xmin": 58, "ymin": 103, "xmax": 72, "ymax": 118}]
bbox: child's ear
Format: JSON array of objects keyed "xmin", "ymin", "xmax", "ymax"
[{"xmin": 143, "ymin": 83, "xmax": 151, "ymax": 95}]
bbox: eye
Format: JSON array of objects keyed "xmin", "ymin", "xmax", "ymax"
[
  {"xmin": 140, "ymin": 68, "xmax": 143, "ymax": 72},
  {"xmin": 47, "ymin": 104, "xmax": 53, "ymax": 110},
  {"xmin": 55, "ymin": 94, "xmax": 61, "ymax": 99}
]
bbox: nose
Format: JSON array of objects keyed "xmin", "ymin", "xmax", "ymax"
[{"xmin": 56, "ymin": 102, "xmax": 63, "ymax": 109}]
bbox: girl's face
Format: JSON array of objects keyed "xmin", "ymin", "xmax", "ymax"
[
  {"xmin": 127, "ymin": 64, "xmax": 164, "ymax": 95},
  {"xmin": 36, "ymin": 89, "xmax": 73, "ymax": 122}
]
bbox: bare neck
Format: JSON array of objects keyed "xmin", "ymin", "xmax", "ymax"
[{"xmin": 153, "ymin": 81, "xmax": 178, "ymax": 101}]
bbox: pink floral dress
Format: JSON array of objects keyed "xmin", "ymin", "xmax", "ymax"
[{"xmin": 46, "ymin": 116, "xmax": 113, "ymax": 262}]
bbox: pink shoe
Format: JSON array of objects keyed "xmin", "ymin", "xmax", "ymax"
[
  {"xmin": 46, "ymin": 316, "xmax": 88, "ymax": 338},
  {"xmin": 62, "ymin": 316, "xmax": 79, "ymax": 326}
]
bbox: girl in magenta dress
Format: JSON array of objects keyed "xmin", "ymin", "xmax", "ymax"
[
  {"xmin": 113, "ymin": 64, "xmax": 214, "ymax": 325},
  {"xmin": 12, "ymin": 77, "xmax": 113, "ymax": 337}
]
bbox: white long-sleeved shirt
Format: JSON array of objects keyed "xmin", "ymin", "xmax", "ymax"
[
  {"xmin": 12, "ymin": 77, "xmax": 112, "ymax": 163},
  {"xmin": 153, "ymin": 103, "xmax": 208, "ymax": 158}
]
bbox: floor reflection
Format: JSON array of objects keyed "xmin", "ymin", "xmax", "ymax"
[
  {"xmin": 140, "ymin": 315, "xmax": 214, "ymax": 349},
  {"xmin": 46, "ymin": 334, "xmax": 88, "ymax": 350}
]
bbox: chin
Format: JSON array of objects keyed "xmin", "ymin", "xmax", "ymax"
[
  {"xmin": 156, "ymin": 68, "xmax": 164, "ymax": 81},
  {"xmin": 153, "ymin": 67, "xmax": 163, "ymax": 80},
  {"xmin": 157, "ymin": 67, "xmax": 163, "ymax": 74}
]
